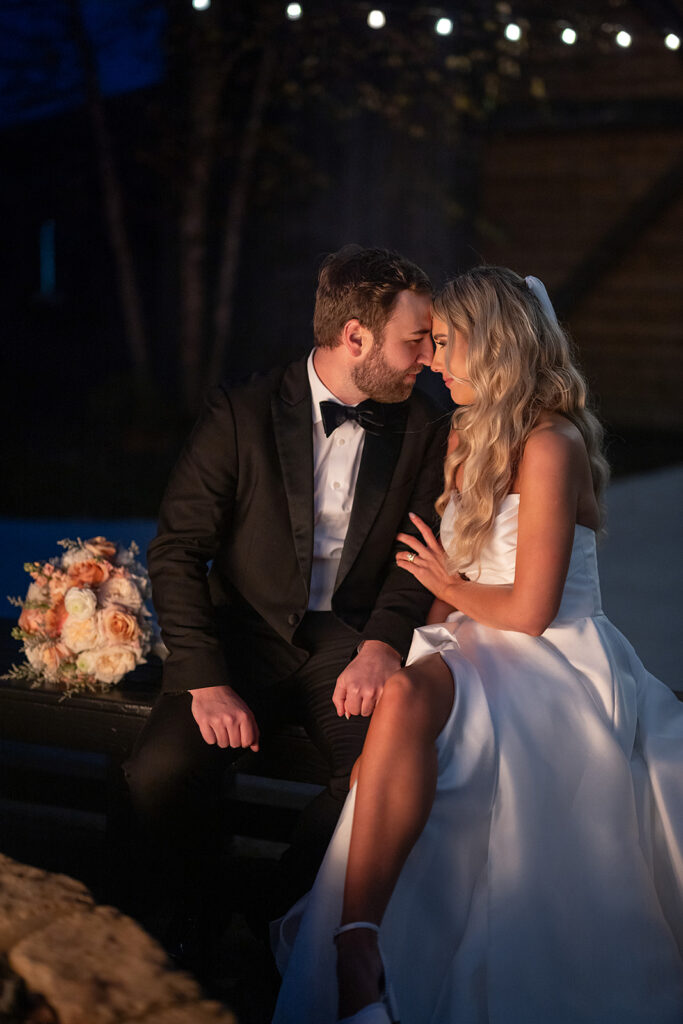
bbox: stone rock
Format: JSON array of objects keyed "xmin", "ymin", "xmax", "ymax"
[
  {"xmin": 130, "ymin": 1001, "xmax": 237, "ymax": 1024},
  {"xmin": 9, "ymin": 905, "xmax": 202, "ymax": 1024},
  {"xmin": 0, "ymin": 853, "xmax": 93, "ymax": 952}
]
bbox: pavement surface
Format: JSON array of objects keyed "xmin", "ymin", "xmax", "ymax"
[{"xmin": 598, "ymin": 464, "xmax": 682, "ymax": 689}]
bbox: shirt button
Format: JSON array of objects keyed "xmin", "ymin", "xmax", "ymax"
[
  {"xmin": 287, "ymin": 613, "xmax": 300, "ymax": 626},
  {"xmin": 337, "ymin": 437, "xmax": 346, "ymax": 446},
  {"xmin": 332, "ymin": 481, "xmax": 341, "ymax": 490}
]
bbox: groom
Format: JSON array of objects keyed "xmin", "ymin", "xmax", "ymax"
[{"xmin": 125, "ymin": 244, "xmax": 447, "ymax": 956}]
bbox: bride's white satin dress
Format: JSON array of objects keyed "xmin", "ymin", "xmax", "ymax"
[{"xmin": 272, "ymin": 495, "xmax": 683, "ymax": 1023}]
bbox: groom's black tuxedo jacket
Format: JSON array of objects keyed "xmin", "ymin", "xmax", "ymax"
[{"xmin": 148, "ymin": 356, "xmax": 449, "ymax": 694}]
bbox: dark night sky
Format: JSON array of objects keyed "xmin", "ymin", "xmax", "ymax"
[{"xmin": 0, "ymin": 0, "xmax": 165, "ymax": 127}]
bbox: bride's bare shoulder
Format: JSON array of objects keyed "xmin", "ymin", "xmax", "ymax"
[{"xmin": 521, "ymin": 414, "xmax": 590, "ymax": 479}]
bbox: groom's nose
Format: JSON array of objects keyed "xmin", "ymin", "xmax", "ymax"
[{"xmin": 417, "ymin": 335, "xmax": 434, "ymax": 365}]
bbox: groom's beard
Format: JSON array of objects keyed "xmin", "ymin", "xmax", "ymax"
[{"xmin": 351, "ymin": 344, "xmax": 419, "ymax": 403}]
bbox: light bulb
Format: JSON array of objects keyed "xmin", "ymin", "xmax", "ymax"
[
  {"xmin": 436, "ymin": 18, "xmax": 453, "ymax": 37},
  {"xmin": 286, "ymin": 3, "xmax": 302, "ymax": 19},
  {"xmin": 616, "ymin": 30, "xmax": 632, "ymax": 47},
  {"xmin": 665, "ymin": 33, "xmax": 680, "ymax": 50},
  {"xmin": 367, "ymin": 10, "xmax": 386, "ymax": 29},
  {"xmin": 504, "ymin": 23, "xmax": 522, "ymax": 42},
  {"xmin": 561, "ymin": 27, "xmax": 577, "ymax": 45}
]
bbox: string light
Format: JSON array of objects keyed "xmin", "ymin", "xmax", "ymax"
[
  {"xmin": 259, "ymin": 7, "xmax": 670, "ymax": 59},
  {"xmin": 191, "ymin": 0, "xmax": 210, "ymax": 9}
]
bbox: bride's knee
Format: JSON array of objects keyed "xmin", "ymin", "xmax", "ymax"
[
  {"xmin": 379, "ymin": 659, "xmax": 454, "ymax": 730},
  {"xmin": 380, "ymin": 668, "xmax": 423, "ymax": 712}
]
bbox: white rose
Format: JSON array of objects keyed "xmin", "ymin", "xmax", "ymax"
[
  {"xmin": 26, "ymin": 581, "xmax": 50, "ymax": 605},
  {"xmin": 114, "ymin": 547, "xmax": 135, "ymax": 567},
  {"xmin": 76, "ymin": 645, "xmax": 138, "ymax": 685},
  {"xmin": 64, "ymin": 587, "xmax": 97, "ymax": 622},
  {"xmin": 26, "ymin": 642, "xmax": 46, "ymax": 673},
  {"xmin": 98, "ymin": 575, "xmax": 143, "ymax": 611},
  {"xmin": 26, "ymin": 641, "xmax": 71, "ymax": 680},
  {"xmin": 62, "ymin": 614, "xmax": 101, "ymax": 653},
  {"xmin": 61, "ymin": 546, "xmax": 93, "ymax": 569}
]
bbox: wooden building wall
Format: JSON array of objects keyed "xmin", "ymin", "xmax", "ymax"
[
  {"xmin": 473, "ymin": 40, "xmax": 683, "ymax": 430},
  {"xmin": 478, "ymin": 127, "xmax": 683, "ymax": 429}
]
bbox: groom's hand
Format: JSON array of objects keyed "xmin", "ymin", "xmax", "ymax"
[
  {"xmin": 333, "ymin": 640, "xmax": 401, "ymax": 718},
  {"xmin": 189, "ymin": 684, "xmax": 260, "ymax": 751}
]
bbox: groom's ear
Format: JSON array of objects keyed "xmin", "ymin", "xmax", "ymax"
[{"xmin": 340, "ymin": 318, "xmax": 372, "ymax": 358}]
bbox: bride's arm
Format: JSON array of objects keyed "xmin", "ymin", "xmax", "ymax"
[
  {"xmin": 426, "ymin": 597, "xmax": 456, "ymax": 624},
  {"xmin": 397, "ymin": 429, "xmax": 582, "ymax": 636}
]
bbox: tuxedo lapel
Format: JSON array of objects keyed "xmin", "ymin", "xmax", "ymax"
[
  {"xmin": 335, "ymin": 418, "xmax": 405, "ymax": 592},
  {"xmin": 271, "ymin": 360, "xmax": 314, "ymax": 589}
]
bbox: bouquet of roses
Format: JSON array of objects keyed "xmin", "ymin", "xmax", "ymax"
[{"xmin": 3, "ymin": 536, "xmax": 154, "ymax": 695}]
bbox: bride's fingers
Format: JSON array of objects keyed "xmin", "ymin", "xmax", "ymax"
[
  {"xmin": 396, "ymin": 532, "xmax": 429, "ymax": 557},
  {"xmin": 408, "ymin": 513, "xmax": 443, "ymax": 553},
  {"xmin": 395, "ymin": 549, "xmax": 429, "ymax": 574}
]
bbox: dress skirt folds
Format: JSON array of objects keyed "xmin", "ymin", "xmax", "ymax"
[{"xmin": 272, "ymin": 496, "xmax": 683, "ymax": 1023}]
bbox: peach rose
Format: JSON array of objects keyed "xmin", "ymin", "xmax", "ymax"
[
  {"xmin": 19, "ymin": 599, "xmax": 66, "ymax": 639},
  {"xmin": 67, "ymin": 559, "xmax": 112, "ymax": 587},
  {"xmin": 84, "ymin": 536, "xmax": 118, "ymax": 562},
  {"xmin": 62, "ymin": 615, "xmax": 101, "ymax": 653},
  {"xmin": 64, "ymin": 587, "xmax": 97, "ymax": 622},
  {"xmin": 44, "ymin": 598, "xmax": 67, "ymax": 637},
  {"xmin": 76, "ymin": 645, "xmax": 137, "ymax": 685},
  {"xmin": 26, "ymin": 641, "xmax": 72, "ymax": 680},
  {"xmin": 98, "ymin": 574, "xmax": 143, "ymax": 611},
  {"xmin": 99, "ymin": 606, "xmax": 140, "ymax": 646},
  {"xmin": 18, "ymin": 605, "xmax": 48, "ymax": 636}
]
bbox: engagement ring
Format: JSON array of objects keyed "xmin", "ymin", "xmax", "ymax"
[{"xmin": 407, "ymin": 552, "xmax": 417, "ymax": 563}]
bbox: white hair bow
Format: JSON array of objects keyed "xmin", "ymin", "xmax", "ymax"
[{"xmin": 525, "ymin": 275, "xmax": 558, "ymax": 325}]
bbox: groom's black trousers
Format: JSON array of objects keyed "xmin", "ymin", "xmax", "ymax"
[{"xmin": 123, "ymin": 612, "xmax": 370, "ymax": 918}]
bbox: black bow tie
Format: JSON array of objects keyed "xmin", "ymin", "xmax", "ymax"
[{"xmin": 319, "ymin": 399, "xmax": 405, "ymax": 438}]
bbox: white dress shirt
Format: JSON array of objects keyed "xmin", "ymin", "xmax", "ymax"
[{"xmin": 306, "ymin": 349, "xmax": 366, "ymax": 610}]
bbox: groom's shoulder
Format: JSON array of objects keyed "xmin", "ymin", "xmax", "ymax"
[
  {"xmin": 216, "ymin": 356, "xmax": 308, "ymax": 407},
  {"xmin": 405, "ymin": 386, "xmax": 451, "ymax": 436}
]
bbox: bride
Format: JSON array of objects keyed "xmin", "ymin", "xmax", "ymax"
[{"xmin": 271, "ymin": 267, "xmax": 683, "ymax": 1024}]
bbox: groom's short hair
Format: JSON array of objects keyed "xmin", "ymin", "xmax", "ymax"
[{"xmin": 313, "ymin": 244, "xmax": 431, "ymax": 350}]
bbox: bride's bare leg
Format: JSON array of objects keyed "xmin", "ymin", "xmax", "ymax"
[{"xmin": 336, "ymin": 653, "xmax": 454, "ymax": 1018}]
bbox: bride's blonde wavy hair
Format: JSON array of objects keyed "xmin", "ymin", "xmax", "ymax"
[{"xmin": 434, "ymin": 266, "xmax": 610, "ymax": 572}]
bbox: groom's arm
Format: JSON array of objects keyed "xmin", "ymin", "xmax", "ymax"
[
  {"xmin": 332, "ymin": 409, "xmax": 448, "ymax": 716},
  {"xmin": 360, "ymin": 412, "xmax": 449, "ymax": 655},
  {"xmin": 147, "ymin": 385, "xmax": 237, "ymax": 694}
]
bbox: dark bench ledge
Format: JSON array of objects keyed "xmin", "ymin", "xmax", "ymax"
[
  {"xmin": 0, "ymin": 618, "xmax": 326, "ymax": 775},
  {"xmin": 0, "ymin": 620, "xmax": 327, "ymax": 867}
]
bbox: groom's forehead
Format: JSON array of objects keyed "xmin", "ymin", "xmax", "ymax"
[{"xmin": 385, "ymin": 290, "xmax": 432, "ymax": 330}]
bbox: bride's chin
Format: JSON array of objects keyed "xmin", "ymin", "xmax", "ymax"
[{"xmin": 450, "ymin": 386, "xmax": 473, "ymax": 405}]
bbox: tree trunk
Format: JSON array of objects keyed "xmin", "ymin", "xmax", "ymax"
[
  {"xmin": 68, "ymin": 0, "xmax": 150, "ymax": 385},
  {"xmin": 207, "ymin": 43, "xmax": 276, "ymax": 390},
  {"xmin": 178, "ymin": 34, "xmax": 231, "ymax": 414}
]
